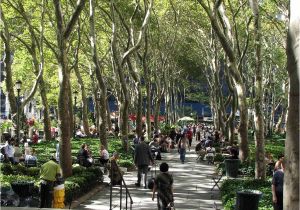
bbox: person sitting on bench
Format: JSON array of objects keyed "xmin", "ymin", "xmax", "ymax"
[{"xmin": 77, "ymin": 143, "xmax": 93, "ymax": 167}]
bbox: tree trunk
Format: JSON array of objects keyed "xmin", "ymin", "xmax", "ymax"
[
  {"xmin": 53, "ymin": 0, "xmax": 85, "ymax": 178},
  {"xmin": 74, "ymin": 64, "xmax": 90, "ymax": 137},
  {"xmin": 0, "ymin": 11, "xmax": 17, "ymax": 114},
  {"xmin": 106, "ymin": 100, "xmax": 112, "ymax": 131},
  {"xmin": 275, "ymin": 107, "xmax": 286, "ymax": 133},
  {"xmin": 90, "ymin": 0, "xmax": 107, "ymax": 148},
  {"xmin": 250, "ymin": 0, "xmax": 265, "ymax": 180},
  {"xmin": 284, "ymin": 1, "xmax": 300, "ymax": 208},
  {"xmin": 40, "ymin": 79, "xmax": 52, "ymax": 141}
]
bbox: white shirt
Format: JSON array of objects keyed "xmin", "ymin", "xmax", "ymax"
[
  {"xmin": 101, "ymin": 149, "xmax": 109, "ymax": 160},
  {"xmin": 4, "ymin": 144, "xmax": 14, "ymax": 158},
  {"xmin": 25, "ymin": 155, "xmax": 37, "ymax": 161}
]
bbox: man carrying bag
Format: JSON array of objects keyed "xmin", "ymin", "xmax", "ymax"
[{"xmin": 152, "ymin": 162, "xmax": 174, "ymax": 210}]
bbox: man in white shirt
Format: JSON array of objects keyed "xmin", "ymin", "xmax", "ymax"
[{"xmin": 4, "ymin": 139, "xmax": 15, "ymax": 163}]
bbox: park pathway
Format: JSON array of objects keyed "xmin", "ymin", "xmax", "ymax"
[{"xmin": 74, "ymin": 139, "xmax": 223, "ymax": 210}]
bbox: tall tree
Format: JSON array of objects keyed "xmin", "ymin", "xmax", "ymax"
[
  {"xmin": 284, "ymin": 0, "xmax": 299, "ymax": 208},
  {"xmin": 249, "ymin": 0, "xmax": 265, "ymax": 179},
  {"xmin": 198, "ymin": 1, "xmax": 250, "ymax": 161},
  {"xmin": 89, "ymin": 0, "xmax": 108, "ymax": 148},
  {"xmin": 52, "ymin": 0, "xmax": 86, "ymax": 177}
]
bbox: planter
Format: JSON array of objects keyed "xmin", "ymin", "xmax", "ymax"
[
  {"xmin": 224, "ymin": 159, "xmax": 240, "ymax": 178},
  {"xmin": 236, "ymin": 190, "xmax": 262, "ymax": 210},
  {"xmin": 11, "ymin": 181, "xmax": 34, "ymax": 198}
]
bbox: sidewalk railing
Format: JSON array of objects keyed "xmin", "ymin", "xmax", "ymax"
[{"xmin": 109, "ymin": 162, "xmax": 133, "ymax": 210}]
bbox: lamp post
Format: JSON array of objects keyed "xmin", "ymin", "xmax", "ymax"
[
  {"xmin": 96, "ymin": 91, "xmax": 101, "ymax": 137},
  {"xmin": 73, "ymin": 90, "xmax": 78, "ymax": 138},
  {"xmin": 15, "ymin": 80, "xmax": 22, "ymax": 143}
]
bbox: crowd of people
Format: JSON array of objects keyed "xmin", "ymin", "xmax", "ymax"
[
  {"xmin": 0, "ymin": 120, "xmax": 285, "ymax": 210},
  {"xmin": 0, "ymin": 137, "xmax": 38, "ymax": 165}
]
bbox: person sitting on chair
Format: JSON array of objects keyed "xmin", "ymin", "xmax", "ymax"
[
  {"xmin": 195, "ymin": 142, "xmax": 206, "ymax": 161},
  {"xmin": 205, "ymin": 146, "xmax": 216, "ymax": 164}
]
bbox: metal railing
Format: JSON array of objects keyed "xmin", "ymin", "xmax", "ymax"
[{"xmin": 109, "ymin": 160, "xmax": 133, "ymax": 210}]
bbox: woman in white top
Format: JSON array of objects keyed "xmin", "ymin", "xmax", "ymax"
[
  {"xmin": 99, "ymin": 145, "xmax": 109, "ymax": 165},
  {"xmin": 178, "ymin": 134, "xmax": 190, "ymax": 163}
]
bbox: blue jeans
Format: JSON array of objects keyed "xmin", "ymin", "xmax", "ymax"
[{"xmin": 179, "ymin": 148, "xmax": 186, "ymax": 162}]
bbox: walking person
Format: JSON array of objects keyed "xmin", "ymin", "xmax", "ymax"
[
  {"xmin": 134, "ymin": 136, "xmax": 154, "ymax": 188},
  {"xmin": 152, "ymin": 162, "xmax": 174, "ymax": 210},
  {"xmin": 272, "ymin": 168, "xmax": 284, "ymax": 210},
  {"xmin": 39, "ymin": 155, "xmax": 61, "ymax": 208},
  {"xmin": 196, "ymin": 125, "xmax": 201, "ymax": 141},
  {"xmin": 178, "ymin": 134, "xmax": 190, "ymax": 164}
]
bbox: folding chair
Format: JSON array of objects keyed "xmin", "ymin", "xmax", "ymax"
[
  {"xmin": 196, "ymin": 149, "xmax": 206, "ymax": 161},
  {"xmin": 211, "ymin": 172, "xmax": 223, "ymax": 191}
]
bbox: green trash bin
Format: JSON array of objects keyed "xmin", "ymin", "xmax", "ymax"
[
  {"xmin": 236, "ymin": 190, "xmax": 262, "ymax": 210},
  {"xmin": 224, "ymin": 159, "xmax": 240, "ymax": 178}
]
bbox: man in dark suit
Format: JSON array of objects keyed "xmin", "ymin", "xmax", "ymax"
[{"xmin": 134, "ymin": 136, "xmax": 154, "ymax": 188}]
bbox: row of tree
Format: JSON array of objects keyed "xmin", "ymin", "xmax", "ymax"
[{"xmin": 1, "ymin": 1, "xmax": 298, "ymax": 208}]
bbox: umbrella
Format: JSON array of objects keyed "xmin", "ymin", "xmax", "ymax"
[{"xmin": 177, "ymin": 116, "xmax": 195, "ymax": 122}]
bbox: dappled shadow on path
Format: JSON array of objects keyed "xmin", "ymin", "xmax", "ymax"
[{"xmin": 76, "ymin": 140, "xmax": 223, "ymax": 210}]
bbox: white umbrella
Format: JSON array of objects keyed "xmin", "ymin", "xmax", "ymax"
[{"xmin": 177, "ymin": 116, "xmax": 195, "ymax": 122}]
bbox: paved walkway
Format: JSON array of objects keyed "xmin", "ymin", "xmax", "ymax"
[{"xmin": 75, "ymin": 139, "xmax": 223, "ymax": 210}]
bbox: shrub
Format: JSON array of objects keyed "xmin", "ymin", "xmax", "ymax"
[
  {"xmin": 119, "ymin": 159, "xmax": 133, "ymax": 168},
  {"xmin": 0, "ymin": 174, "xmax": 37, "ymax": 188},
  {"xmin": 64, "ymin": 166, "xmax": 103, "ymax": 203},
  {"xmin": 220, "ymin": 179, "xmax": 273, "ymax": 210}
]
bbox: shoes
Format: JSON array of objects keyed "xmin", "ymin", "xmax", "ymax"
[
  {"xmin": 144, "ymin": 186, "xmax": 147, "ymax": 189},
  {"xmin": 135, "ymin": 183, "xmax": 141, "ymax": 187}
]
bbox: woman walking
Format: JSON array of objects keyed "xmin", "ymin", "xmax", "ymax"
[{"xmin": 178, "ymin": 133, "xmax": 190, "ymax": 164}]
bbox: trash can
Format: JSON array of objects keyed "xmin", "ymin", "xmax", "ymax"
[
  {"xmin": 224, "ymin": 159, "xmax": 240, "ymax": 178},
  {"xmin": 236, "ymin": 190, "xmax": 262, "ymax": 210},
  {"xmin": 11, "ymin": 181, "xmax": 34, "ymax": 206},
  {"xmin": 53, "ymin": 184, "xmax": 65, "ymax": 208}
]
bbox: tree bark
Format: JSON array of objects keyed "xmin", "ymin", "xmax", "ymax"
[
  {"xmin": 53, "ymin": 0, "xmax": 86, "ymax": 178},
  {"xmin": 250, "ymin": 0, "xmax": 265, "ymax": 180},
  {"xmin": 0, "ymin": 10, "xmax": 17, "ymax": 115},
  {"xmin": 284, "ymin": 1, "xmax": 300, "ymax": 208},
  {"xmin": 89, "ymin": 0, "xmax": 107, "ymax": 148}
]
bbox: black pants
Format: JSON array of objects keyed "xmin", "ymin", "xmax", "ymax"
[
  {"xmin": 40, "ymin": 181, "xmax": 54, "ymax": 208},
  {"xmin": 188, "ymin": 138, "xmax": 192, "ymax": 147},
  {"xmin": 137, "ymin": 164, "xmax": 149, "ymax": 186},
  {"xmin": 273, "ymin": 192, "xmax": 283, "ymax": 210}
]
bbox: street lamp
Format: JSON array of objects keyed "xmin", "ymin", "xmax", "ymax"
[
  {"xmin": 15, "ymin": 80, "xmax": 22, "ymax": 143},
  {"xmin": 73, "ymin": 90, "xmax": 78, "ymax": 138}
]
